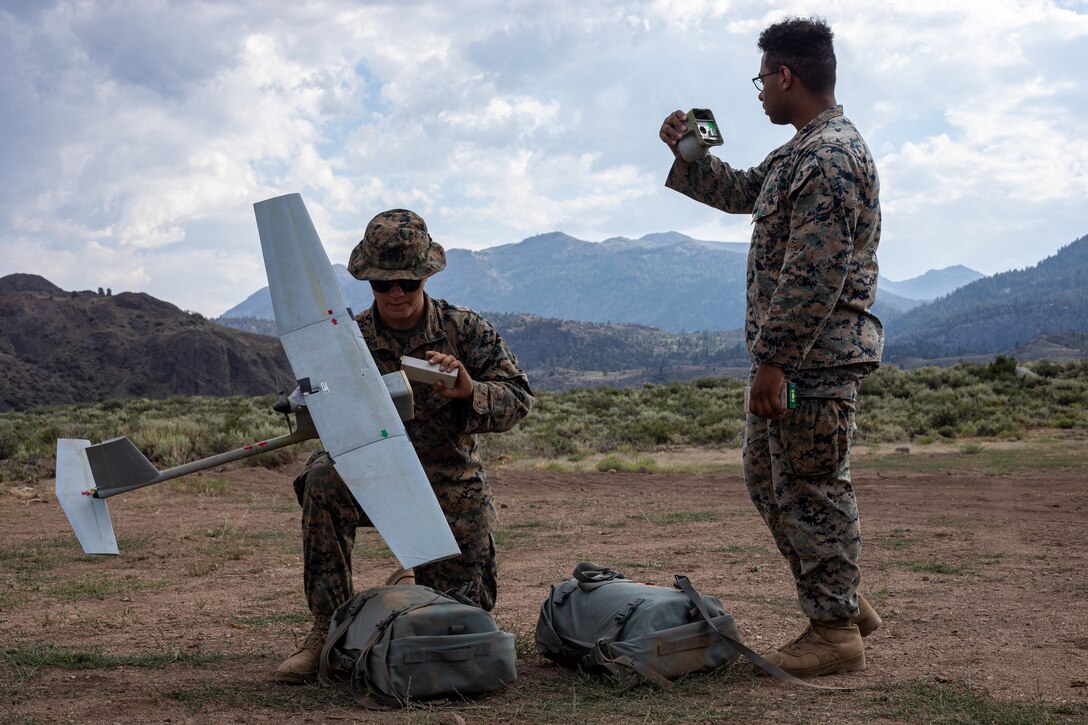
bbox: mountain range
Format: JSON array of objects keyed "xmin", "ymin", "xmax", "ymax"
[
  {"xmin": 221, "ymin": 231, "xmax": 983, "ymax": 332},
  {"xmin": 2, "ymin": 232, "xmax": 1084, "ymax": 411},
  {"xmin": 879, "ymin": 265, "xmax": 984, "ymax": 301},
  {"xmin": 884, "ymin": 234, "xmax": 1088, "ymax": 360},
  {"xmin": 218, "ymin": 229, "xmax": 1088, "ymax": 365}
]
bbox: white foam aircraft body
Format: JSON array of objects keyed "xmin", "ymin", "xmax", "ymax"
[{"xmin": 56, "ymin": 193, "xmax": 460, "ymax": 569}]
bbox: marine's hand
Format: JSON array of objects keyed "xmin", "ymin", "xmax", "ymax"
[
  {"xmin": 660, "ymin": 110, "xmax": 688, "ymax": 158},
  {"xmin": 426, "ymin": 351, "xmax": 474, "ymax": 400},
  {"xmin": 749, "ymin": 362, "xmax": 786, "ymax": 419}
]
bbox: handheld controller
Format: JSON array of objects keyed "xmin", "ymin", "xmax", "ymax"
[{"xmin": 677, "ymin": 108, "xmax": 724, "ymax": 162}]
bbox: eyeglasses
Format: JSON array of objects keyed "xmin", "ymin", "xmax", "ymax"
[
  {"xmin": 370, "ymin": 279, "xmax": 422, "ymax": 293},
  {"xmin": 757, "ymin": 66, "xmax": 800, "ymax": 89},
  {"xmin": 751, "ymin": 70, "xmax": 779, "ymax": 91}
]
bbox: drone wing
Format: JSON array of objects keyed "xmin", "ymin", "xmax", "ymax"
[{"xmin": 253, "ymin": 193, "xmax": 459, "ymax": 569}]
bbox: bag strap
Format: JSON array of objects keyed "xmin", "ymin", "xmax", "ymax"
[
  {"xmin": 597, "ymin": 652, "xmax": 674, "ymax": 688},
  {"xmin": 446, "ymin": 581, "xmax": 480, "ymax": 606},
  {"xmin": 318, "ymin": 590, "xmax": 378, "ymax": 686},
  {"xmin": 351, "ymin": 594, "xmax": 448, "ymax": 709},
  {"xmin": 673, "ymin": 575, "xmax": 846, "ymax": 691},
  {"xmin": 599, "ymin": 597, "xmax": 643, "ymax": 644},
  {"xmin": 573, "ymin": 562, "xmax": 625, "ymax": 587},
  {"xmin": 402, "ymin": 641, "xmax": 492, "ymax": 664},
  {"xmin": 583, "ymin": 596, "xmax": 674, "ymax": 688},
  {"xmin": 555, "ymin": 580, "xmax": 579, "ymax": 605}
]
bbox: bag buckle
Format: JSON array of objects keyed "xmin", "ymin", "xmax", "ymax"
[
  {"xmin": 375, "ymin": 608, "xmax": 402, "ymax": 631},
  {"xmin": 615, "ymin": 597, "xmax": 644, "ymax": 624}
]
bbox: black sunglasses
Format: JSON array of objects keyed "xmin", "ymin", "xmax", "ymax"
[{"xmin": 370, "ymin": 279, "xmax": 422, "ymax": 293}]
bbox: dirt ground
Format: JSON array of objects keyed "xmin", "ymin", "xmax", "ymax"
[{"xmin": 2, "ymin": 451, "xmax": 1088, "ymax": 723}]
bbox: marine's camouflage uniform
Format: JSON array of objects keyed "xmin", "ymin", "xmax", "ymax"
[
  {"xmin": 666, "ymin": 106, "xmax": 883, "ymax": 622},
  {"xmin": 293, "ymin": 294, "xmax": 533, "ymax": 615}
]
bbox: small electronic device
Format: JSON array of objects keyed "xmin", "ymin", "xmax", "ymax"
[
  {"xmin": 744, "ymin": 382, "xmax": 798, "ymax": 415},
  {"xmin": 677, "ymin": 108, "xmax": 724, "ymax": 162},
  {"xmin": 401, "ymin": 355, "xmax": 459, "ymax": 387}
]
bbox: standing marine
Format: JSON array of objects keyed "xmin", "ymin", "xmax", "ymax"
[
  {"xmin": 275, "ymin": 209, "xmax": 534, "ymax": 683},
  {"xmin": 659, "ymin": 16, "xmax": 884, "ymax": 677}
]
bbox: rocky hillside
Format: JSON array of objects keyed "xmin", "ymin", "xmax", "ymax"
[
  {"xmin": 0, "ymin": 274, "xmax": 291, "ymax": 412},
  {"xmin": 1008, "ymin": 332, "xmax": 1088, "ymax": 362},
  {"xmin": 487, "ymin": 313, "xmax": 749, "ymax": 390}
]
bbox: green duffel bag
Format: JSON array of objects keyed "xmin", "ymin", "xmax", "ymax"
[
  {"xmin": 535, "ymin": 563, "xmax": 816, "ymax": 687},
  {"xmin": 318, "ymin": 584, "xmax": 517, "ymax": 709}
]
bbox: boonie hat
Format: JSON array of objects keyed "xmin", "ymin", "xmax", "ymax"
[{"xmin": 348, "ymin": 209, "xmax": 446, "ymax": 281}]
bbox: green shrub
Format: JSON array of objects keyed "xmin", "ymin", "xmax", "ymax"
[
  {"xmin": 596, "ymin": 455, "xmax": 626, "ymax": 472},
  {"xmin": 0, "ymin": 396, "xmax": 296, "ymax": 482},
  {"xmin": 5, "ymin": 360, "xmax": 1088, "ymax": 481},
  {"xmin": 596, "ymin": 455, "xmax": 657, "ymax": 473}
]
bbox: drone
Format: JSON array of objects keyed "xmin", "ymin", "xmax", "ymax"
[{"xmin": 55, "ymin": 193, "xmax": 460, "ymax": 569}]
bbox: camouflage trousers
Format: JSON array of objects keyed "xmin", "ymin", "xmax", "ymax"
[
  {"xmin": 292, "ymin": 454, "xmax": 498, "ymax": 618},
  {"xmin": 742, "ymin": 375, "xmax": 864, "ymax": 622}
]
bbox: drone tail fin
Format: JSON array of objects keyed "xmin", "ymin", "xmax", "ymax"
[
  {"xmin": 84, "ymin": 436, "xmax": 163, "ymax": 497},
  {"xmin": 55, "ymin": 439, "xmax": 119, "ymax": 556}
]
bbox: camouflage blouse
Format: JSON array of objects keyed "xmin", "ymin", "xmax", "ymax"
[
  {"xmin": 666, "ymin": 105, "xmax": 883, "ymax": 373},
  {"xmin": 355, "ymin": 295, "xmax": 533, "ymax": 543}
]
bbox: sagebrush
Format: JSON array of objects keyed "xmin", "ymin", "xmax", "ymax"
[{"xmin": 1, "ymin": 359, "xmax": 1085, "ymax": 483}]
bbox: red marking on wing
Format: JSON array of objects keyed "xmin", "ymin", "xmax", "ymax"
[
  {"xmin": 331, "ymin": 319, "xmax": 338, "ymax": 325},
  {"xmin": 258, "ymin": 441, "xmax": 268, "ymax": 447},
  {"xmin": 327, "ymin": 309, "xmax": 334, "ymax": 315},
  {"xmin": 81, "ymin": 491, "xmax": 92, "ymax": 496}
]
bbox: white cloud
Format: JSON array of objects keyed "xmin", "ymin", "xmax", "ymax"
[
  {"xmin": 0, "ymin": 0, "xmax": 1086, "ymax": 315},
  {"xmin": 438, "ymin": 96, "xmax": 562, "ymax": 137}
]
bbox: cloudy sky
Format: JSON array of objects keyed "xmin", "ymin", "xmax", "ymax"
[{"xmin": 1, "ymin": 0, "xmax": 1086, "ymax": 317}]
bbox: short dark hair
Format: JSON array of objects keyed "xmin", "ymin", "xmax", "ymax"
[{"xmin": 757, "ymin": 17, "xmax": 836, "ymax": 94}]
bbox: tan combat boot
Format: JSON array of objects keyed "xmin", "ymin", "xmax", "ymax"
[
  {"xmin": 855, "ymin": 593, "xmax": 883, "ymax": 637},
  {"xmin": 385, "ymin": 567, "xmax": 415, "ymax": 586},
  {"xmin": 765, "ymin": 619, "xmax": 865, "ymax": 677},
  {"xmin": 274, "ymin": 616, "xmax": 330, "ymax": 684}
]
